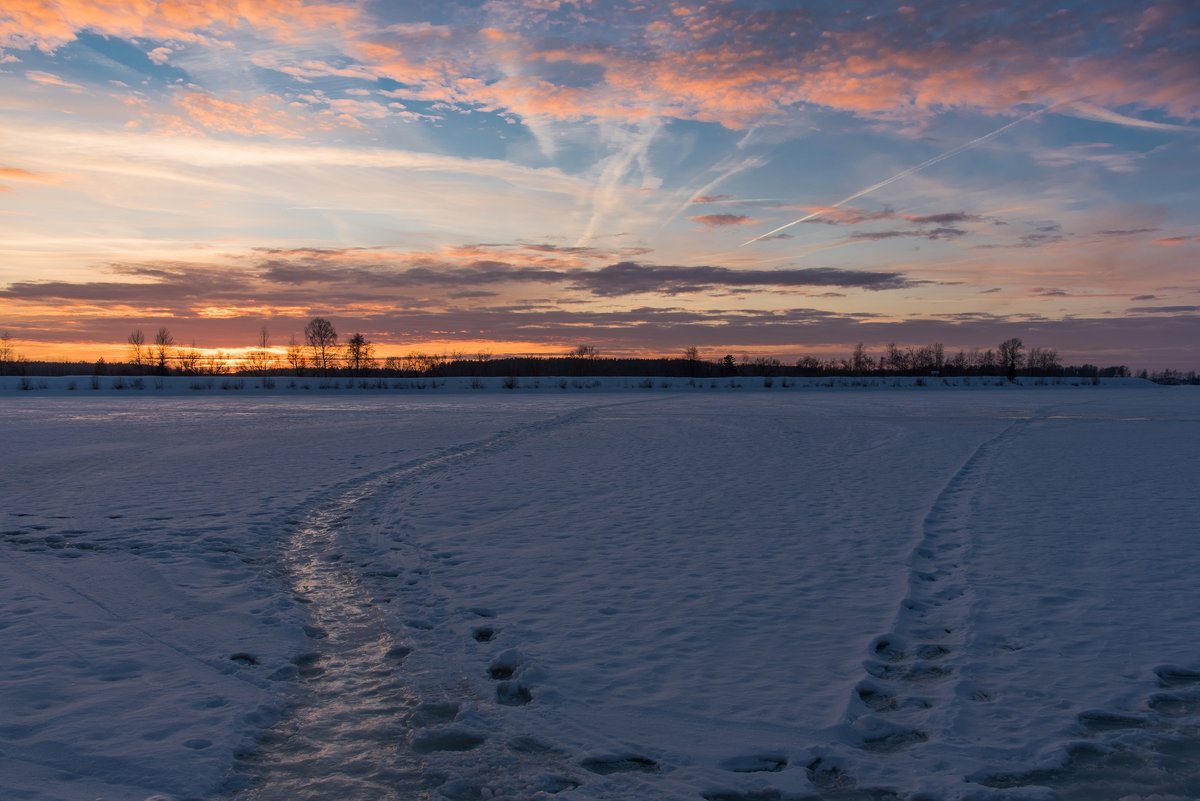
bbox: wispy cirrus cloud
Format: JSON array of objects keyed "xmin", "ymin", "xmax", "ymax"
[{"xmin": 24, "ymin": 69, "xmax": 81, "ymax": 90}]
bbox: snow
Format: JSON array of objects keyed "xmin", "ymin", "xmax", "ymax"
[{"xmin": 0, "ymin": 380, "xmax": 1196, "ymax": 801}]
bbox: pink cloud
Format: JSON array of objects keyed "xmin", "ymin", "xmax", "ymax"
[
  {"xmin": 2, "ymin": 1, "xmax": 1195, "ymax": 134},
  {"xmin": 24, "ymin": 69, "xmax": 82, "ymax": 90},
  {"xmin": 690, "ymin": 214, "xmax": 757, "ymax": 227}
]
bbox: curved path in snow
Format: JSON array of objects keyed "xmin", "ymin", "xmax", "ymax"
[{"xmin": 226, "ymin": 398, "xmax": 666, "ymax": 800}]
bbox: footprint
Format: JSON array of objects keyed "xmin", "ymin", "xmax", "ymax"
[
  {"xmin": 865, "ymin": 662, "xmax": 952, "ymax": 683},
  {"xmin": 1154, "ymin": 665, "xmax": 1200, "ymax": 688},
  {"xmin": 871, "ymin": 636, "xmax": 907, "ymax": 662},
  {"xmin": 411, "ymin": 728, "xmax": 486, "ymax": 754},
  {"xmin": 720, "ymin": 754, "xmax": 787, "ymax": 773},
  {"xmin": 860, "ymin": 727, "xmax": 928, "ymax": 752},
  {"xmin": 1077, "ymin": 710, "xmax": 1146, "ymax": 732},
  {"xmin": 1147, "ymin": 692, "xmax": 1200, "ymax": 716},
  {"xmin": 291, "ymin": 653, "xmax": 326, "ymax": 678},
  {"xmin": 229, "ymin": 652, "xmax": 259, "ymax": 666},
  {"xmin": 580, "ymin": 754, "xmax": 659, "ymax": 775},
  {"xmin": 496, "ymin": 681, "xmax": 533, "ymax": 706},
  {"xmin": 856, "ymin": 683, "xmax": 899, "ymax": 712},
  {"xmin": 385, "ymin": 645, "xmax": 412, "ymax": 662},
  {"xmin": 703, "ymin": 791, "xmax": 782, "ymax": 801},
  {"xmin": 411, "ymin": 702, "xmax": 461, "ymax": 727},
  {"xmin": 916, "ymin": 644, "xmax": 951, "ymax": 660},
  {"xmin": 806, "ymin": 757, "xmax": 854, "ymax": 790},
  {"xmin": 488, "ymin": 649, "xmax": 524, "ymax": 680},
  {"xmin": 472, "ymin": 626, "xmax": 495, "ymax": 643}
]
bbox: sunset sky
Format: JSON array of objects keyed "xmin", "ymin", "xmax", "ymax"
[{"xmin": 1, "ymin": 0, "xmax": 1197, "ymax": 367}]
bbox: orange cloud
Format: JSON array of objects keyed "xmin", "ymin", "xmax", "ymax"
[
  {"xmin": 2, "ymin": 1, "xmax": 1195, "ymax": 134},
  {"xmin": 0, "ymin": 165, "xmax": 50, "ymax": 181},
  {"xmin": 690, "ymin": 214, "xmax": 757, "ymax": 227},
  {"xmin": 0, "ymin": 0, "xmax": 358, "ymax": 52},
  {"xmin": 24, "ymin": 69, "xmax": 82, "ymax": 90},
  {"xmin": 168, "ymin": 92, "xmax": 304, "ymax": 138}
]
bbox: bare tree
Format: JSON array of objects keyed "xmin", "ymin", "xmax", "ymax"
[
  {"xmin": 153, "ymin": 327, "xmax": 175, "ymax": 375},
  {"xmin": 245, "ymin": 326, "xmax": 273, "ymax": 375},
  {"xmin": 885, "ymin": 342, "xmax": 910, "ymax": 374},
  {"xmin": 176, "ymin": 342, "xmax": 201, "ymax": 375},
  {"xmin": 1026, "ymin": 346, "xmax": 1061, "ymax": 375},
  {"xmin": 285, "ymin": 335, "xmax": 307, "ymax": 376},
  {"xmin": 998, "ymin": 337, "xmax": 1024, "ymax": 381},
  {"xmin": 850, "ymin": 343, "xmax": 871, "ymax": 375},
  {"xmin": 203, "ymin": 350, "xmax": 229, "ymax": 376},
  {"xmin": 304, "ymin": 317, "xmax": 338, "ymax": 375},
  {"xmin": 128, "ymin": 329, "xmax": 146, "ymax": 372},
  {"xmin": 683, "ymin": 345, "xmax": 700, "ymax": 377},
  {"xmin": 345, "ymin": 332, "xmax": 374, "ymax": 376},
  {"xmin": 0, "ymin": 331, "xmax": 12, "ymax": 376}
]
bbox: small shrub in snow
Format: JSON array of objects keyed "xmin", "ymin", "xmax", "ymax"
[
  {"xmin": 67, "ymin": 380, "xmax": 77, "ymax": 391},
  {"xmin": 471, "ymin": 378, "xmax": 486, "ymax": 389},
  {"xmin": 112, "ymin": 377, "xmax": 127, "ymax": 390},
  {"xmin": 639, "ymin": 378, "xmax": 654, "ymax": 389},
  {"xmin": 90, "ymin": 376, "xmax": 101, "ymax": 390},
  {"xmin": 659, "ymin": 381, "xmax": 672, "ymax": 389},
  {"xmin": 130, "ymin": 377, "xmax": 145, "ymax": 390},
  {"xmin": 262, "ymin": 377, "xmax": 276, "ymax": 389},
  {"xmin": 762, "ymin": 377, "xmax": 774, "ymax": 388},
  {"xmin": 502, "ymin": 376, "xmax": 519, "ymax": 390},
  {"xmin": 559, "ymin": 379, "xmax": 569, "ymax": 389}
]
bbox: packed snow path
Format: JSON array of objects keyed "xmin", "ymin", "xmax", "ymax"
[
  {"xmin": 228, "ymin": 399, "xmax": 668, "ymax": 799},
  {"xmin": 1, "ymin": 385, "xmax": 1197, "ymax": 801}
]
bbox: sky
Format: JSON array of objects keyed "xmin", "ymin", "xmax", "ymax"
[{"xmin": 1, "ymin": 0, "xmax": 1198, "ymax": 368}]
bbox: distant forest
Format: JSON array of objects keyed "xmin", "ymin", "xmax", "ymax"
[{"xmin": 1, "ymin": 322, "xmax": 1196, "ymax": 385}]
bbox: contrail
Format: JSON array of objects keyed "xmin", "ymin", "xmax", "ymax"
[{"xmin": 742, "ymin": 109, "xmax": 1046, "ymax": 246}]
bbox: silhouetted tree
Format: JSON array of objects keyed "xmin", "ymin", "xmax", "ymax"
[
  {"xmin": 153, "ymin": 327, "xmax": 175, "ymax": 375},
  {"xmin": 998, "ymin": 337, "xmax": 1024, "ymax": 381},
  {"xmin": 177, "ymin": 342, "xmax": 201, "ymax": 375},
  {"xmin": 128, "ymin": 329, "xmax": 146, "ymax": 372},
  {"xmin": 683, "ymin": 345, "xmax": 700, "ymax": 377},
  {"xmin": 245, "ymin": 326, "xmax": 273, "ymax": 375},
  {"xmin": 304, "ymin": 317, "xmax": 338, "ymax": 375},
  {"xmin": 345, "ymin": 332, "xmax": 374, "ymax": 375},
  {"xmin": 286, "ymin": 335, "xmax": 306, "ymax": 375},
  {"xmin": 0, "ymin": 331, "xmax": 12, "ymax": 376}
]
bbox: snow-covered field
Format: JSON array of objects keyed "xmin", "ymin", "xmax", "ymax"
[{"xmin": 1, "ymin": 380, "xmax": 1197, "ymax": 801}]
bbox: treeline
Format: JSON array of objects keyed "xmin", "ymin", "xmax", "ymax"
[{"xmin": 1, "ymin": 324, "xmax": 1194, "ymax": 384}]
